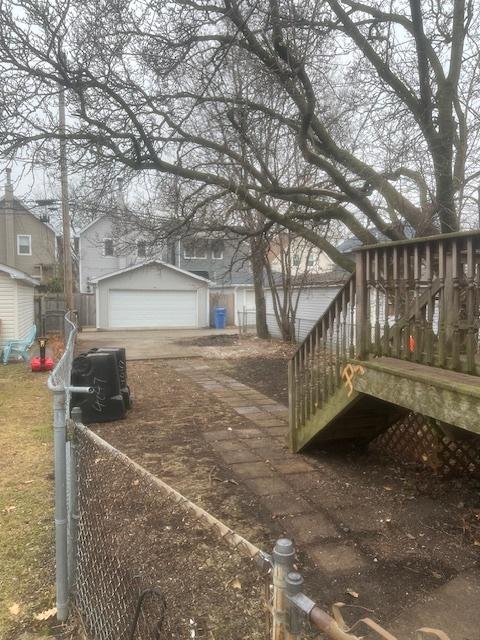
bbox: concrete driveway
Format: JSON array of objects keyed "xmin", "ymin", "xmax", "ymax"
[{"xmin": 76, "ymin": 327, "xmax": 238, "ymax": 360}]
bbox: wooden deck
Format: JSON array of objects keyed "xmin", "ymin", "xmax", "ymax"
[{"xmin": 289, "ymin": 231, "xmax": 480, "ymax": 451}]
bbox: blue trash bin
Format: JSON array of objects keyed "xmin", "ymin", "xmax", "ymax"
[{"xmin": 214, "ymin": 307, "xmax": 227, "ymax": 329}]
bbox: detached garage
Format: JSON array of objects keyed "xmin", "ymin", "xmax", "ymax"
[
  {"xmin": 93, "ymin": 260, "xmax": 211, "ymax": 329},
  {"xmin": 0, "ymin": 263, "xmax": 37, "ymax": 350}
]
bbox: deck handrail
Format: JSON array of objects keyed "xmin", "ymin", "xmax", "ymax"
[{"xmin": 289, "ymin": 272, "xmax": 356, "ymax": 448}]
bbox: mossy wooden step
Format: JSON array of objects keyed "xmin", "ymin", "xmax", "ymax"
[{"xmin": 352, "ymin": 357, "xmax": 480, "ymax": 436}]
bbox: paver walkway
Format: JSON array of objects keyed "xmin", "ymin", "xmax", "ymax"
[{"xmin": 172, "ymin": 361, "xmax": 367, "ymax": 575}]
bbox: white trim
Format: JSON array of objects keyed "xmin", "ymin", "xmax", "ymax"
[
  {"xmin": 79, "ymin": 233, "xmax": 84, "ymax": 293},
  {"xmin": 0, "ymin": 263, "xmax": 38, "ymax": 286},
  {"xmin": 90, "ymin": 259, "xmax": 213, "ymax": 284},
  {"xmin": 17, "ymin": 234, "xmax": 32, "ymax": 256},
  {"xmin": 184, "ymin": 249, "xmax": 207, "ymax": 260},
  {"xmin": 78, "ymin": 214, "xmax": 107, "ymax": 235},
  {"xmin": 95, "ymin": 285, "xmax": 100, "ymax": 328}
]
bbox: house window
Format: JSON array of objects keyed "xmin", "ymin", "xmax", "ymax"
[
  {"xmin": 17, "ymin": 234, "xmax": 32, "ymax": 256},
  {"xmin": 104, "ymin": 238, "xmax": 114, "ymax": 256},
  {"xmin": 306, "ymin": 253, "xmax": 315, "ymax": 267},
  {"xmin": 137, "ymin": 240, "xmax": 146, "ymax": 258},
  {"xmin": 184, "ymin": 240, "xmax": 207, "ymax": 259},
  {"xmin": 212, "ymin": 240, "xmax": 224, "ymax": 260},
  {"xmin": 292, "ymin": 252, "xmax": 301, "ymax": 266}
]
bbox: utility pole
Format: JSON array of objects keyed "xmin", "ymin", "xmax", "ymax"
[{"xmin": 59, "ymin": 84, "xmax": 74, "ymax": 311}]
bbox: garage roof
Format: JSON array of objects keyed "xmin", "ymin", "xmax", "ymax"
[
  {"xmin": 90, "ymin": 259, "xmax": 213, "ymax": 284},
  {"xmin": 0, "ymin": 263, "xmax": 38, "ymax": 286}
]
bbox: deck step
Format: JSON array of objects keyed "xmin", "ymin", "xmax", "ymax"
[{"xmin": 353, "ymin": 357, "xmax": 480, "ymax": 436}]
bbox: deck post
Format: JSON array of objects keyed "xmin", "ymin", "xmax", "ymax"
[{"xmin": 355, "ymin": 251, "xmax": 367, "ymax": 358}]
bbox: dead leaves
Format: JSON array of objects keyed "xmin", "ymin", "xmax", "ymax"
[
  {"xmin": 34, "ymin": 607, "xmax": 57, "ymax": 621},
  {"xmin": 8, "ymin": 602, "xmax": 57, "ymax": 623}
]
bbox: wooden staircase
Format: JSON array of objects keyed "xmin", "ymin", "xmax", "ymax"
[{"xmin": 289, "ymin": 231, "xmax": 480, "ymax": 452}]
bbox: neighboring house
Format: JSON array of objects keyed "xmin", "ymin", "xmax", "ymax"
[
  {"xmin": 92, "ymin": 260, "xmax": 210, "ymax": 329},
  {"xmin": 265, "ymin": 271, "xmax": 350, "ymax": 341},
  {"xmin": 267, "ymin": 232, "xmax": 335, "ymax": 275},
  {"xmin": 0, "ymin": 171, "xmax": 57, "ymax": 284},
  {"xmin": 0, "ymin": 263, "xmax": 37, "ymax": 350},
  {"xmin": 78, "ymin": 214, "xmax": 253, "ymax": 292}
]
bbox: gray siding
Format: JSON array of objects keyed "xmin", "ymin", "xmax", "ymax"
[
  {"xmin": 96, "ymin": 263, "xmax": 209, "ymax": 329},
  {"xmin": 0, "ymin": 197, "xmax": 56, "ymax": 281},
  {"xmin": 265, "ymin": 285, "xmax": 340, "ymax": 341},
  {"xmin": 173, "ymin": 239, "xmax": 252, "ymax": 285},
  {"xmin": 79, "ymin": 216, "xmax": 169, "ymax": 292}
]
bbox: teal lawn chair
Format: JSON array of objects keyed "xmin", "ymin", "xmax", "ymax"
[{"xmin": 2, "ymin": 325, "xmax": 37, "ymax": 365}]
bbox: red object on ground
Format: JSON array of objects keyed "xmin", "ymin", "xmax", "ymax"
[
  {"xmin": 409, "ymin": 335, "xmax": 416, "ymax": 353},
  {"xmin": 31, "ymin": 355, "xmax": 55, "ymax": 372}
]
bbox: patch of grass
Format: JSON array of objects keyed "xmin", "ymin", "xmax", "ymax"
[{"xmin": 0, "ymin": 364, "xmax": 55, "ymax": 637}]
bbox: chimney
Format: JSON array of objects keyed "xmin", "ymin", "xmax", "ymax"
[
  {"xmin": 5, "ymin": 167, "xmax": 13, "ymax": 203},
  {"xmin": 4, "ymin": 168, "xmax": 15, "ymax": 267},
  {"xmin": 116, "ymin": 177, "xmax": 125, "ymax": 212}
]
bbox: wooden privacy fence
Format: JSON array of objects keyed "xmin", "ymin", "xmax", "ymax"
[{"xmin": 35, "ymin": 293, "xmax": 96, "ymax": 333}]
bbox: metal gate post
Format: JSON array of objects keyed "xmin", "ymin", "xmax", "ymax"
[
  {"xmin": 53, "ymin": 388, "xmax": 69, "ymax": 621},
  {"xmin": 68, "ymin": 407, "xmax": 81, "ymax": 591},
  {"xmin": 271, "ymin": 538, "xmax": 295, "ymax": 640}
]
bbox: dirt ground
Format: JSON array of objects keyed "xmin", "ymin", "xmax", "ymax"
[{"xmin": 86, "ymin": 336, "xmax": 480, "ymax": 635}]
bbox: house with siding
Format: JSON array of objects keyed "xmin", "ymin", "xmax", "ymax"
[
  {"xmin": 78, "ymin": 213, "xmax": 255, "ymax": 327},
  {"xmin": 0, "ymin": 170, "xmax": 57, "ymax": 284},
  {"xmin": 78, "ymin": 214, "xmax": 253, "ymax": 293},
  {"xmin": 0, "ymin": 263, "xmax": 37, "ymax": 349}
]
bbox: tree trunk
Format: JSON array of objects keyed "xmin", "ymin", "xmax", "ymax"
[{"xmin": 250, "ymin": 238, "xmax": 269, "ymax": 339}]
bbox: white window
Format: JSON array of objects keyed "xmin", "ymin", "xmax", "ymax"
[
  {"xmin": 292, "ymin": 252, "xmax": 301, "ymax": 266},
  {"xmin": 212, "ymin": 240, "xmax": 224, "ymax": 260},
  {"xmin": 307, "ymin": 253, "xmax": 315, "ymax": 267},
  {"xmin": 104, "ymin": 238, "xmax": 114, "ymax": 256},
  {"xmin": 184, "ymin": 240, "xmax": 207, "ymax": 259},
  {"xmin": 137, "ymin": 240, "xmax": 146, "ymax": 258},
  {"xmin": 17, "ymin": 234, "xmax": 32, "ymax": 256}
]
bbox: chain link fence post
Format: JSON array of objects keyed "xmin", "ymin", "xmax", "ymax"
[
  {"xmin": 52, "ymin": 387, "xmax": 69, "ymax": 621},
  {"xmin": 285, "ymin": 571, "xmax": 304, "ymax": 639},
  {"xmin": 271, "ymin": 538, "xmax": 295, "ymax": 640},
  {"xmin": 68, "ymin": 406, "xmax": 81, "ymax": 592}
]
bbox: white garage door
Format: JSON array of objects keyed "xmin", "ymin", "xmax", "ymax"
[{"xmin": 108, "ymin": 289, "xmax": 197, "ymax": 328}]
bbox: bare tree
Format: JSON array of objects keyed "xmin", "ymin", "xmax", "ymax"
[{"xmin": 0, "ymin": 0, "xmax": 478, "ymax": 269}]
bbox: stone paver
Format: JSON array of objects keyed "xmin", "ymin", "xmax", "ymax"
[
  {"xmin": 284, "ymin": 472, "xmax": 324, "ymax": 491},
  {"xmin": 235, "ymin": 428, "xmax": 263, "ymax": 439},
  {"xmin": 245, "ymin": 476, "xmax": 292, "ymax": 496},
  {"xmin": 285, "ymin": 513, "xmax": 338, "ymax": 543},
  {"xmin": 265, "ymin": 426, "xmax": 288, "ymax": 436},
  {"xmin": 249, "ymin": 446, "xmax": 286, "ymax": 460},
  {"xmin": 308, "ymin": 543, "xmax": 367, "ymax": 574},
  {"xmin": 272, "ymin": 459, "xmax": 315, "ymax": 475},
  {"xmin": 229, "ymin": 461, "xmax": 276, "ymax": 478},
  {"xmin": 234, "ymin": 405, "xmax": 263, "ymax": 415},
  {"xmin": 218, "ymin": 449, "xmax": 261, "ymax": 464},
  {"xmin": 203, "ymin": 430, "xmax": 234, "ymax": 442},
  {"xmin": 261, "ymin": 493, "xmax": 313, "ymax": 516}
]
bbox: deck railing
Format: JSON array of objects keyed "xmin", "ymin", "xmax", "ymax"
[
  {"xmin": 356, "ymin": 230, "xmax": 480, "ymax": 374},
  {"xmin": 289, "ymin": 230, "xmax": 480, "ymax": 445},
  {"xmin": 288, "ymin": 272, "xmax": 356, "ymax": 445}
]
